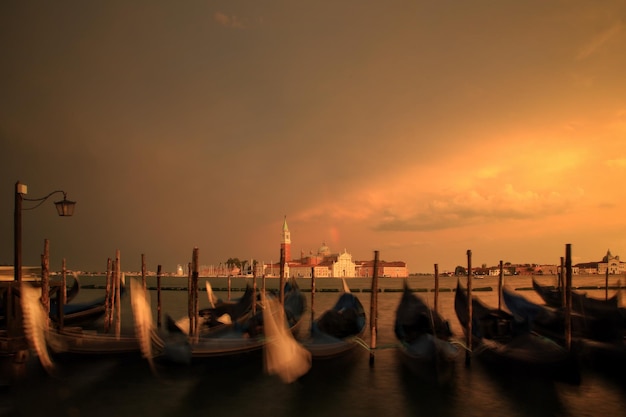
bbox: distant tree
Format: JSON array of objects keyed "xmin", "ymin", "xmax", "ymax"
[
  {"xmin": 225, "ymin": 258, "xmax": 234, "ymax": 271},
  {"xmin": 225, "ymin": 258, "xmax": 241, "ymax": 273},
  {"xmin": 481, "ymin": 263, "xmax": 487, "ymax": 269},
  {"xmin": 454, "ymin": 266, "xmax": 466, "ymax": 275}
]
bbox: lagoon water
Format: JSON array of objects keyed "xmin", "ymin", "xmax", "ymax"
[{"xmin": 2, "ymin": 274, "xmax": 626, "ymax": 417}]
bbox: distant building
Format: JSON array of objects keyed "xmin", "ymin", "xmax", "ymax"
[
  {"xmin": 478, "ymin": 263, "xmax": 558, "ymax": 276},
  {"xmin": 562, "ymin": 249, "xmax": 626, "ymax": 275},
  {"xmin": 355, "ymin": 260, "xmax": 408, "ymax": 278},
  {"xmin": 598, "ymin": 249, "xmax": 626, "ymax": 274},
  {"xmin": 574, "ymin": 262, "xmax": 597, "ymax": 275},
  {"xmin": 263, "ymin": 218, "xmax": 407, "ymax": 278}
]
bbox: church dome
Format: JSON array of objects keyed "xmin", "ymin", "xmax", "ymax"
[{"xmin": 318, "ymin": 242, "xmax": 330, "ymax": 256}]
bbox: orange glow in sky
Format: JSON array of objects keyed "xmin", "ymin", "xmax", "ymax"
[{"xmin": 1, "ymin": 1, "xmax": 625, "ymax": 273}]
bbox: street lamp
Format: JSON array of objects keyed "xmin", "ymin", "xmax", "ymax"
[{"xmin": 13, "ymin": 181, "xmax": 76, "ymax": 282}]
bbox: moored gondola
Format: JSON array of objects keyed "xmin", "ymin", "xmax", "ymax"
[
  {"xmin": 300, "ymin": 279, "xmax": 366, "ymax": 360},
  {"xmin": 532, "ymin": 278, "xmax": 624, "ymax": 321},
  {"xmin": 149, "ymin": 278, "xmax": 306, "ymax": 365},
  {"xmin": 394, "ymin": 280, "xmax": 459, "ymax": 383},
  {"xmin": 455, "ymin": 280, "xmax": 580, "ymax": 384},
  {"xmin": 503, "ymin": 285, "xmax": 626, "ymax": 378}
]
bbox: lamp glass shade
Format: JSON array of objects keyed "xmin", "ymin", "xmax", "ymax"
[{"xmin": 54, "ymin": 199, "xmax": 76, "ymax": 216}]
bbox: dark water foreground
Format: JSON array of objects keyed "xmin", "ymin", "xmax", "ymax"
[{"xmin": 1, "ymin": 275, "xmax": 626, "ymax": 417}]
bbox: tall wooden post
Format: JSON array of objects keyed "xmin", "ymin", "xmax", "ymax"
[
  {"xmin": 565, "ymin": 244, "xmax": 572, "ymax": 351},
  {"xmin": 369, "ymin": 250, "xmax": 379, "ymax": 366},
  {"xmin": 115, "ymin": 249, "xmax": 121, "ymax": 339},
  {"xmin": 227, "ymin": 275, "xmax": 232, "ymax": 301},
  {"xmin": 310, "ymin": 267, "xmax": 316, "ymax": 326},
  {"xmin": 279, "ymin": 247, "xmax": 286, "ymax": 305},
  {"xmin": 141, "ymin": 253, "xmax": 146, "ymax": 290},
  {"xmin": 434, "ymin": 264, "xmax": 439, "ymax": 314},
  {"xmin": 60, "ymin": 258, "xmax": 66, "ymax": 330},
  {"xmin": 262, "ymin": 274, "xmax": 266, "ymax": 295},
  {"xmin": 14, "ymin": 182, "xmax": 23, "ymax": 283},
  {"xmin": 605, "ymin": 266, "xmax": 610, "ymax": 301},
  {"xmin": 193, "ymin": 249, "xmax": 199, "ymax": 339},
  {"xmin": 156, "ymin": 264, "xmax": 162, "ymax": 329},
  {"xmin": 252, "ymin": 264, "xmax": 257, "ymax": 315},
  {"xmin": 41, "ymin": 239, "xmax": 50, "ymax": 316},
  {"xmin": 560, "ymin": 256, "xmax": 566, "ymax": 308},
  {"xmin": 187, "ymin": 262, "xmax": 193, "ymax": 335},
  {"xmin": 466, "ymin": 249, "xmax": 473, "ymax": 366},
  {"xmin": 498, "ymin": 260, "xmax": 504, "ymax": 311},
  {"xmin": 61, "ymin": 258, "xmax": 67, "ymax": 301},
  {"xmin": 104, "ymin": 258, "xmax": 112, "ymax": 333}
]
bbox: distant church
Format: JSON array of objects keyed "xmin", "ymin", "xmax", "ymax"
[
  {"xmin": 261, "ymin": 216, "xmax": 408, "ymax": 278},
  {"xmin": 574, "ymin": 249, "xmax": 626, "ymax": 274},
  {"xmin": 596, "ymin": 249, "xmax": 625, "ymax": 274}
]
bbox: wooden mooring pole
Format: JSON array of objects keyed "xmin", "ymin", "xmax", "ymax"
[
  {"xmin": 369, "ymin": 250, "xmax": 379, "ymax": 366},
  {"xmin": 605, "ymin": 266, "xmax": 609, "ymax": 301},
  {"xmin": 187, "ymin": 262, "xmax": 192, "ymax": 335},
  {"xmin": 156, "ymin": 264, "xmax": 162, "ymax": 329},
  {"xmin": 59, "ymin": 258, "xmax": 66, "ymax": 330},
  {"xmin": 434, "ymin": 264, "xmax": 439, "ymax": 314},
  {"xmin": 104, "ymin": 258, "xmax": 112, "ymax": 333},
  {"xmin": 498, "ymin": 260, "xmax": 504, "ymax": 311},
  {"xmin": 465, "ymin": 249, "xmax": 473, "ymax": 366},
  {"xmin": 560, "ymin": 256, "xmax": 566, "ymax": 308},
  {"xmin": 115, "ymin": 249, "xmax": 121, "ymax": 339},
  {"xmin": 193, "ymin": 248, "xmax": 199, "ymax": 340},
  {"xmin": 141, "ymin": 253, "xmax": 146, "ymax": 290},
  {"xmin": 262, "ymin": 273, "xmax": 266, "ymax": 295},
  {"xmin": 279, "ymin": 247, "xmax": 285, "ymax": 305},
  {"xmin": 188, "ymin": 249, "xmax": 199, "ymax": 338},
  {"xmin": 310, "ymin": 267, "xmax": 316, "ymax": 326},
  {"xmin": 41, "ymin": 239, "xmax": 50, "ymax": 316},
  {"xmin": 565, "ymin": 244, "xmax": 572, "ymax": 352},
  {"xmin": 252, "ymin": 266, "xmax": 257, "ymax": 315}
]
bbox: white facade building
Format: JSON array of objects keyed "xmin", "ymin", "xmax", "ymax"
[{"xmin": 331, "ymin": 250, "xmax": 356, "ymax": 277}]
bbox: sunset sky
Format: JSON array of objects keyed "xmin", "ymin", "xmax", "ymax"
[{"xmin": 1, "ymin": 1, "xmax": 625, "ymax": 274}]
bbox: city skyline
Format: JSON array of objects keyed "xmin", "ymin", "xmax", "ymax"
[{"xmin": 1, "ymin": 1, "xmax": 625, "ymax": 275}]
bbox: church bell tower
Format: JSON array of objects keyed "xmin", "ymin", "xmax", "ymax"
[{"xmin": 281, "ymin": 215, "xmax": 291, "ymax": 262}]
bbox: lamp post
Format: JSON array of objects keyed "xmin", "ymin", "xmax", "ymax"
[{"xmin": 13, "ymin": 181, "xmax": 76, "ymax": 282}]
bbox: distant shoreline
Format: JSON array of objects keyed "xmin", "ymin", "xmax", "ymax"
[{"xmin": 73, "ymin": 273, "xmax": 625, "ymax": 293}]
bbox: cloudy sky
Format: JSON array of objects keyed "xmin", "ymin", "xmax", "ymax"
[{"xmin": 1, "ymin": 1, "xmax": 625, "ymax": 274}]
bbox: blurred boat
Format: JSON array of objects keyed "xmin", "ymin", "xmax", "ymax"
[
  {"xmin": 49, "ymin": 284, "xmax": 126, "ymax": 328},
  {"xmin": 50, "ymin": 274, "xmax": 81, "ymax": 305},
  {"xmin": 455, "ymin": 280, "xmax": 580, "ymax": 384},
  {"xmin": 394, "ymin": 281, "xmax": 459, "ymax": 382},
  {"xmin": 532, "ymin": 278, "xmax": 624, "ymax": 321},
  {"xmin": 503, "ymin": 285, "xmax": 626, "ymax": 378},
  {"xmin": 16, "ymin": 282, "xmax": 141, "ymax": 372},
  {"xmin": 1, "ymin": 276, "xmax": 80, "ymax": 329},
  {"xmin": 172, "ymin": 284, "xmax": 255, "ymax": 337},
  {"xmin": 150, "ymin": 278, "xmax": 306, "ymax": 365},
  {"xmin": 300, "ymin": 280, "xmax": 366, "ymax": 360},
  {"xmin": 504, "ymin": 285, "xmax": 623, "ymax": 343},
  {"xmin": 45, "ymin": 326, "xmax": 140, "ymax": 358}
]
